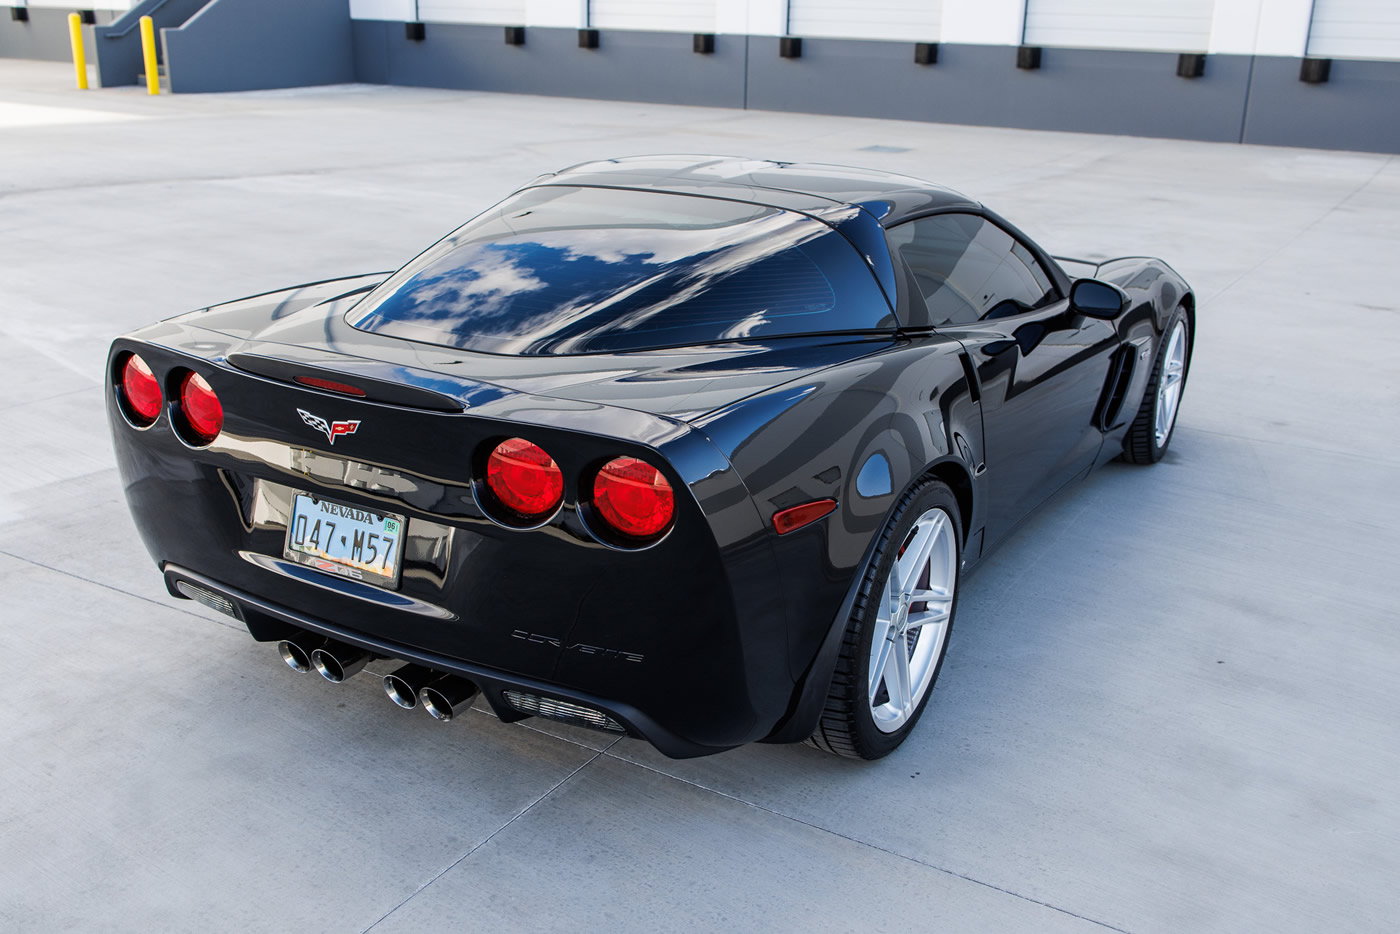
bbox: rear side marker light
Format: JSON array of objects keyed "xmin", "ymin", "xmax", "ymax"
[
  {"xmin": 120, "ymin": 353, "xmax": 162, "ymax": 425},
  {"xmin": 593, "ymin": 457, "xmax": 674, "ymax": 539},
  {"xmin": 773, "ymin": 499, "xmax": 837, "ymax": 535},
  {"xmin": 294, "ymin": 375, "xmax": 366, "ymax": 397},
  {"xmin": 178, "ymin": 371, "xmax": 223, "ymax": 445},
  {"xmin": 486, "ymin": 438, "xmax": 564, "ymax": 517},
  {"xmin": 503, "ymin": 691, "xmax": 625, "ymax": 733}
]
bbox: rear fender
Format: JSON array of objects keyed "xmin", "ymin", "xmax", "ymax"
[
  {"xmin": 760, "ymin": 454, "xmax": 976, "ymax": 744},
  {"xmin": 689, "ymin": 334, "xmax": 983, "ymax": 742}
]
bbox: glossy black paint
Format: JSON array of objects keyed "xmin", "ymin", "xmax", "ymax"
[{"xmin": 106, "ymin": 156, "xmax": 1193, "ymax": 757}]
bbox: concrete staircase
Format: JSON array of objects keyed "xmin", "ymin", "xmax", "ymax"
[
  {"xmin": 94, "ymin": 0, "xmax": 208, "ymax": 89},
  {"xmin": 135, "ymin": 63, "xmax": 170, "ymax": 92}
]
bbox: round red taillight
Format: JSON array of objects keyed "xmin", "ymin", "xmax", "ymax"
[
  {"xmin": 120, "ymin": 353, "xmax": 162, "ymax": 425},
  {"xmin": 593, "ymin": 457, "xmax": 674, "ymax": 540},
  {"xmin": 178, "ymin": 371, "xmax": 223, "ymax": 445},
  {"xmin": 486, "ymin": 438, "xmax": 564, "ymax": 518}
]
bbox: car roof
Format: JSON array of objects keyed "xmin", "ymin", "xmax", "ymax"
[{"xmin": 529, "ymin": 154, "xmax": 981, "ymax": 228}]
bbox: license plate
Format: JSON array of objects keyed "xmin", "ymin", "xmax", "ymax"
[{"xmin": 284, "ymin": 493, "xmax": 404, "ymax": 588}]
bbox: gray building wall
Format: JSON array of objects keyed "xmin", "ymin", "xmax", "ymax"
[
  {"xmin": 352, "ymin": 21, "xmax": 747, "ymax": 109},
  {"xmin": 350, "ymin": 20, "xmax": 1400, "ymax": 154},
  {"xmin": 164, "ymin": 0, "xmax": 354, "ymax": 94},
  {"xmin": 745, "ymin": 39, "xmax": 1255, "ymax": 144},
  {"xmin": 1241, "ymin": 56, "xmax": 1400, "ymax": 154},
  {"xmin": 0, "ymin": 8, "xmax": 116, "ymax": 64},
  {"xmin": 6, "ymin": 6, "xmax": 1397, "ymax": 155}
]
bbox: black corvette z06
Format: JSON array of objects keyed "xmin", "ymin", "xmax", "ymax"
[{"xmin": 107, "ymin": 156, "xmax": 1193, "ymax": 759}]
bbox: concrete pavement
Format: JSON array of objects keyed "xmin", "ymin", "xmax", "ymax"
[{"xmin": 1, "ymin": 58, "xmax": 1397, "ymax": 933}]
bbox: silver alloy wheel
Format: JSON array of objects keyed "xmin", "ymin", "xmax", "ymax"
[
  {"xmin": 1154, "ymin": 320, "xmax": 1188, "ymax": 447},
  {"xmin": 868, "ymin": 507, "xmax": 957, "ymax": 733}
]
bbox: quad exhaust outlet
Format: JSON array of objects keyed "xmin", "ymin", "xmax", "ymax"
[
  {"xmin": 382, "ymin": 664, "xmax": 438, "ymax": 709},
  {"xmin": 274, "ymin": 641, "xmax": 480, "ymax": 722},
  {"xmin": 419, "ymin": 676, "xmax": 480, "ymax": 722},
  {"xmin": 277, "ymin": 630, "xmax": 327, "ymax": 673},
  {"xmin": 310, "ymin": 641, "xmax": 372, "ymax": 683}
]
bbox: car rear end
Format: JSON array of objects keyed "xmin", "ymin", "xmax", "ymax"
[
  {"xmin": 107, "ymin": 174, "xmax": 912, "ymax": 757},
  {"xmin": 106, "ymin": 324, "xmax": 791, "ymax": 758}
]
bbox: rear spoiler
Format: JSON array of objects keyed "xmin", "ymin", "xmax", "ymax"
[{"xmin": 228, "ymin": 352, "xmax": 463, "ymax": 412}]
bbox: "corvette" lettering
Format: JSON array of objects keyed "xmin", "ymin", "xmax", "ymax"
[{"xmin": 511, "ymin": 630, "xmax": 644, "ymax": 663}]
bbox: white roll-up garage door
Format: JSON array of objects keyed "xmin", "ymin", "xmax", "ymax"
[
  {"xmin": 1023, "ymin": 0, "xmax": 1215, "ymax": 53},
  {"xmin": 787, "ymin": 0, "xmax": 942, "ymax": 43},
  {"xmin": 589, "ymin": 1, "xmax": 719, "ymax": 33},
  {"xmin": 416, "ymin": 0, "xmax": 527, "ymax": 26},
  {"xmin": 1308, "ymin": 0, "xmax": 1400, "ymax": 60},
  {"xmin": 27, "ymin": 0, "xmax": 136, "ymax": 8}
]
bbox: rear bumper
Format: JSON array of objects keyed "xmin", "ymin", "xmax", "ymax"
[
  {"xmin": 106, "ymin": 332, "xmax": 837, "ymax": 756},
  {"xmin": 164, "ymin": 564, "xmax": 733, "ymax": 758}
]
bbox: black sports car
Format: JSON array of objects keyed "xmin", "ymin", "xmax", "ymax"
[{"xmin": 107, "ymin": 156, "xmax": 1193, "ymax": 760}]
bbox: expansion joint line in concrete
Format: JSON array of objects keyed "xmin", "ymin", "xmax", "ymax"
[
  {"xmin": 1205, "ymin": 153, "xmax": 1396, "ymax": 305},
  {"xmin": 0, "ymin": 547, "xmax": 240, "ymax": 631},
  {"xmin": 0, "ymin": 383, "xmax": 95, "ymax": 413},
  {"xmin": 607, "ymin": 753, "xmax": 1138, "ymax": 934},
  {"xmin": 359, "ymin": 742, "xmax": 618, "ymax": 933}
]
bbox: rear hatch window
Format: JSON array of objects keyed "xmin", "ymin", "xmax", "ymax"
[{"xmin": 348, "ymin": 185, "xmax": 894, "ymax": 355}]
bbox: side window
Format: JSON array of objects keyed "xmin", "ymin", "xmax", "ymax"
[{"xmin": 888, "ymin": 214, "xmax": 1057, "ymax": 326}]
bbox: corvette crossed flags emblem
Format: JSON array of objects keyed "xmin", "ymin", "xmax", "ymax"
[{"xmin": 297, "ymin": 408, "xmax": 360, "ymax": 445}]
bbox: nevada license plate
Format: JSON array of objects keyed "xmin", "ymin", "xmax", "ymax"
[{"xmin": 284, "ymin": 493, "xmax": 404, "ymax": 588}]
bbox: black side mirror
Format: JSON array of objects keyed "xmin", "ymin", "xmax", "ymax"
[{"xmin": 1069, "ymin": 278, "xmax": 1129, "ymax": 319}]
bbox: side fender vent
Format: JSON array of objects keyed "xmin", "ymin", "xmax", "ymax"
[
  {"xmin": 1096, "ymin": 346, "xmax": 1136, "ymax": 431},
  {"xmin": 957, "ymin": 351, "xmax": 981, "ymax": 404}
]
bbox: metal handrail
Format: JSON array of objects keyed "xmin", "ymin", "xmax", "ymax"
[{"xmin": 102, "ymin": 0, "xmax": 175, "ymax": 38}]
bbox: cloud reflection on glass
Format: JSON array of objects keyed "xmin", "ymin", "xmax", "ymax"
[{"xmin": 350, "ymin": 186, "xmax": 893, "ymax": 355}]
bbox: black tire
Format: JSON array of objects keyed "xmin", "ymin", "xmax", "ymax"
[
  {"xmin": 1122, "ymin": 305, "xmax": 1191, "ymax": 465},
  {"xmin": 809, "ymin": 478, "xmax": 962, "ymax": 760}
]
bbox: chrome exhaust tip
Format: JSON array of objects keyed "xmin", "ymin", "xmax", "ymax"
[
  {"xmin": 419, "ymin": 676, "xmax": 479, "ymax": 722},
  {"xmin": 382, "ymin": 664, "xmax": 438, "ymax": 709},
  {"xmin": 310, "ymin": 641, "xmax": 372, "ymax": 683},
  {"xmin": 276, "ymin": 631, "xmax": 325, "ymax": 673}
]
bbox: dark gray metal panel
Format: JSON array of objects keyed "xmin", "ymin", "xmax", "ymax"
[
  {"xmin": 360, "ymin": 23, "xmax": 746, "ymax": 109},
  {"xmin": 351, "ymin": 19, "xmax": 390, "ymax": 86},
  {"xmin": 164, "ymin": 0, "xmax": 354, "ymax": 94},
  {"xmin": 1242, "ymin": 56, "xmax": 1400, "ymax": 154},
  {"xmin": 145, "ymin": 17, "xmax": 1400, "ymax": 155},
  {"xmin": 94, "ymin": 0, "xmax": 209, "ymax": 88},
  {"xmin": 745, "ymin": 38, "xmax": 1254, "ymax": 144},
  {"xmin": 1, "ymin": 8, "xmax": 114, "ymax": 64}
]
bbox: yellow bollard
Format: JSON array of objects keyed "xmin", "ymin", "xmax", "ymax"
[
  {"xmin": 139, "ymin": 16, "xmax": 160, "ymax": 95},
  {"xmin": 68, "ymin": 13, "xmax": 88, "ymax": 90}
]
